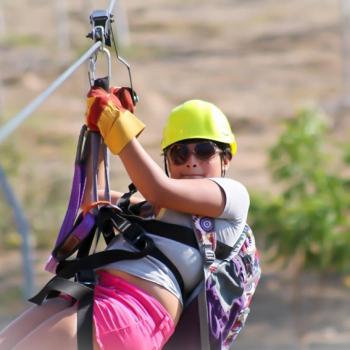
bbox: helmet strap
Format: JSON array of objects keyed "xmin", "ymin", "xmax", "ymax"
[{"xmin": 163, "ymin": 155, "xmax": 170, "ymax": 177}]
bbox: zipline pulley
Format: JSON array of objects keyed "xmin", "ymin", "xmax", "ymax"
[
  {"xmin": 87, "ymin": 10, "xmax": 112, "ymax": 89},
  {"xmin": 87, "ymin": 10, "xmax": 112, "ymax": 47},
  {"xmin": 87, "ymin": 9, "xmax": 139, "ymax": 105}
]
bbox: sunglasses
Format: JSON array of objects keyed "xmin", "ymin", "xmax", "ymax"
[{"xmin": 167, "ymin": 141, "xmax": 222, "ymax": 165}]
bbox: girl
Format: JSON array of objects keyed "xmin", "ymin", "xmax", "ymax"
[{"xmin": 0, "ymin": 88, "xmax": 258, "ymax": 350}]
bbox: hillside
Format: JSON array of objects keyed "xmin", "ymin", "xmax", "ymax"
[{"xmin": 1, "ymin": 0, "xmax": 348, "ymax": 190}]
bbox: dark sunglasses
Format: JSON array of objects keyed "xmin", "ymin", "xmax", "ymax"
[{"xmin": 167, "ymin": 141, "xmax": 222, "ymax": 165}]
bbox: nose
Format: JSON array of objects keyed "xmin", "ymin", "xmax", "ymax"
[{"xmin": 185, "ymin": 154, "xmax": 198, "ymax": 168}]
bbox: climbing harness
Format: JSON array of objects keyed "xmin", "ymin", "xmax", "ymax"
[
  {"xmin": 29, "ymin": 121, "xmax": 197, "ymax": 350},
  {"xmin": 29, "ymin": 117, "xmax": 260, "ymax": 349},
  {"xmin": 30, "ymin": 117, "xmax": 260, "ymax": 350}
]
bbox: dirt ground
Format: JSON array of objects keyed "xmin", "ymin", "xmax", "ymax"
[{"xmin": 1, "ymin": 0, "xmax": 350, "ymax": 349}]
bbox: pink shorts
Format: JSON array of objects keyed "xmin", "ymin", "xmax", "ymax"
[{"xmin": 93, "ymin": 271, "xmax": 175, "ymax": 350}]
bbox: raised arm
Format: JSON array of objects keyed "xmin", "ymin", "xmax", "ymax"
[
  {"xmin": 85, "ymin": 87, "xmax": 230, "ymax": 217},
  {"xmin": 119, "ymin": 138, "xmax": 226, "ymax": 217}
]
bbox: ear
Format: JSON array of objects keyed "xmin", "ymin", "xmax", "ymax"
[{"xmin": 222, "ymin": 154, "xmax": 231, "ymax": 171}]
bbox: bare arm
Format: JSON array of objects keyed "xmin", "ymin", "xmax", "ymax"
[
  {"xmin": 119, "ymin": 138, "xmax": 225, "ymax": 217},
  {"xmin": 100, "ymin": 189, "xmax": 145, "ymax": 206}
]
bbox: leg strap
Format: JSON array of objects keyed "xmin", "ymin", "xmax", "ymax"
[
  {"xmin": 77, "ymin": 287, "xmax": 94, "ymax": 350},
  {"xmin": 29, "ymin": 276, "xmax": 95, "ymax": 350},
  {"xmin": 29, "ymin": 276, "xmax": 93, "ymax": 305}
]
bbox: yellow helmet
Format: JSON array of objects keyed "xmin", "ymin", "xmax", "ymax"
[{"xmin": 161, "ymin": 99, "xmax": 237, "ymax": 155}]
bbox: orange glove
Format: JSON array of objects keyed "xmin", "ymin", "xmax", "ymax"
[
  {"xmin": 86, "ymin": 87, "xmax": 145, "ymax": 154},
  {"xmin": 110, "ymin": 86, "xmax": 136, "ymax": 113}
]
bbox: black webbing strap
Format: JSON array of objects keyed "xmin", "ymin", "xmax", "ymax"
[
  {"xmin": 56, "ymin": 242, "xmax": 186, "ymax": 300},
  {"xmin": 32, "ymin": 207, "xmax": 195, "ymax": 304},
  {"xmin": 29, "ymin": 276, "xmax": 93, "ymax": 305},
  {"xmin": 116, "ymin": 183, "xmax": 137, "ymax": 213},
  {"xmin": 31, "ymin": 198, "xmax": 201, "ymax": 350},
  {"xmin": 56, "ymin": 248, "xmax": 151, "ymax": 278},
  {"xmin": 75, "ymin": 226, "xmax": 96, "ymax": 350},
  {"xmin": 28, "ymin": 276, "xmax": 95, "ymax": 350},
  {"xmin": 99, "ymin": 210, "xmax": 189, "ymax": 298},
  {"xmin": 77, "ymin": 288, "xmax": 94, "ymax": 350},
  {"xmin": 121, "ymin": 215, "xmax": 198, "ymax": 249},
  {"xmin": 98, "ymin": 205, "xmax": 198, "ymax": 249},
  {"xmin": 99, "ymin": 208, "xmax": 192, "ymax": 297}
]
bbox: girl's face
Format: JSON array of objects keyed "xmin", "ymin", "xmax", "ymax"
[{"xmin": 166, "ymin": 141, "xmax": 231, "ymax": 179}]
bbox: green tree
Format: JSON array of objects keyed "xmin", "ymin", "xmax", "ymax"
[{"xmin": 251, "ymin": 107, "xmax": 350, "ymax": 272}]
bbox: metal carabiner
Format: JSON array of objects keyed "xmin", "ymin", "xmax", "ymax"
[
  {"xmin": 87, "ymin": 12, "xmax": 112, "ymax": 89},
  {"xmin": 88, "ymin": 46, "xmax": 112, "ymax": 88}
]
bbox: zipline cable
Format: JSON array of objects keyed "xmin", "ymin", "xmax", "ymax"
[
  {"xmin": 0, "ymin": 41, "xmax": 102, "ymax": 145},
  {"xmin": 107, "ymin": 0, "xmax": 118, "ymax": 17},
  {"xmin": 0, "ymin": 0, "xmax": 120, "ymax": 145},
  {"xmin": 0, "ymin": 0, "xmax": 119, "ymax": 299}
]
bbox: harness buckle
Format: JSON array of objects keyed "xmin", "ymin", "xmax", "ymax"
[
  {"xmin": 75, "ymin": 270, "xmax": 96, "ymax": 287},
  {"xmin": 202, "ymin": 243, "xmax": 215, "ymax": 265},
  {"xmin": 123, "ymin": 224, "xmax": 153, "ymax": 251}
]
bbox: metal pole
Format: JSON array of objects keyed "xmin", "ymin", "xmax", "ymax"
[
  {"xmin": 0, "ymin": 41, "xmax": 102, "ymax": 145},
  {"xmin": 0, "ymin": 165, "xmax": 34, "ymax": 299},
  {"xmin": 0, "ymin": 5, "xmax": 5, "ymax": 118}
]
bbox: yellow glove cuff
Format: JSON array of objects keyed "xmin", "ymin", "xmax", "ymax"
[{"xmin": 97, "ymin": 107, "xmax": 145, "ymax": 154}]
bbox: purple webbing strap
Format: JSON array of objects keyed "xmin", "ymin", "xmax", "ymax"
[
  {"xmin": 55, "ymin": 126, "xmax": 88, "ymax": 245},
  {"xmin": 55, "ymin": 165, "xmax": 85, "ymax": 245},
  {"xmin": 45, "ymin": 126, "xmax": 88, "ymax": 273},
  {"xmin": 45, "ymin": 128, "xmax": 111, "ymax": 273}
]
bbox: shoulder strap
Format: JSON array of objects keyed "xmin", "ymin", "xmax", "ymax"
[
  {"xmin": 191, "ymin": 215, "xmax": 251, "ymax": 350},
  {"xmin": 191, "ymin": 215, "xmax": 216, "ymax": 350},
  {"xmin": 192, "ymin": 215, "xmax": 216, "ymax": 264}
]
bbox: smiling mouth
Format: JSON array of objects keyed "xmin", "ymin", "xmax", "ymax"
[{"xmin": 181, "ymin": 174, "xmax": 204, "ymax": 179}]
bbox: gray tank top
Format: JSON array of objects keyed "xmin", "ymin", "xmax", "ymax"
[{"xmin": 103, "ymin": 178, "xmax": 249, "ymax": 305}]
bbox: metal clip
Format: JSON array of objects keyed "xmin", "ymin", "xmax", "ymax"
[
  {"xmin": 202, "ymin": 243, "xmax": 216, "ymax": 265},
  {"xmin": 86, "ymin": 10, "xmax": 113, "ymax": 88},
  {"xmin": 86, "ymin": 8, "xmax": 139, "ymax": 105},
  {"xmin": 88, "ymin": 47, "xmax": 112, "ymax": 88}
]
